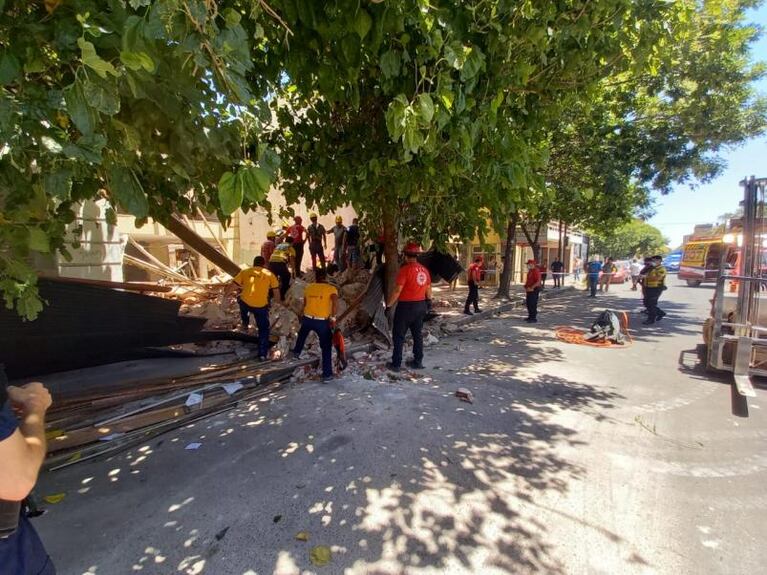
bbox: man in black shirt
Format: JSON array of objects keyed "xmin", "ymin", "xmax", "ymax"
[{"xmin": 345, "ymin": 218, "xmax": 361, "ymax": 270}]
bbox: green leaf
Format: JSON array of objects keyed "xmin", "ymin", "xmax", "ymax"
[
  {"xmin": 63, "ymin": 134, "xmax": 107, "ymax": 164},
  {"xmin": 460, "ymin": 46, "xmax": 485, "ymax": 81},
  {"xmin": 218, "ymin": 171, "xmax": 243, "ymax": 215},
  {"xmin": 490, "ymin": 90, "xmax": 504, "ymax": 114},
  {"xmin": 339, "ymin": 34, "xmax": 361, "ymax": 69},
  {"xmin": 403, "ymin": 116, "xmax": 424, "ymax": 154},
  {"xmin": 223, "ymin": 7, "xmax": 242, "ymax": 27},
  {"xmin": 83, "ymin": 77, "xmax": 120, "ymax": 115},
  {"xmin": 120, "ymin": 51, "xmax": 155, "ymax": 73},
  {"xmin": 437, "ymin": 86, "xmax": 454, "ymax": 110},
  {"xmin": 416, "ymin": 93, "xmax": 434, "ymax": 124},
  {"xmin": 0, "ymin": 52, "xmax": 20, "ymax": 85},
  {"xmin": 352, "ymin": 9, "xmax": 372, "ymax": 40},
  {"xmin": 129, "ymin": 0, "xmax": 151, "ymax": 8},
  {"xmin": 64, "ymin": 80, "xmax": 98, "ymax": 135},
  {"xmin": 240, "ymin": 166, "xmax": 270, "ymax": 202},
  {"xmin": 385, "ymin": 95, "xmax": 408, "ymax": 141},
  {"xmin": 109, "ymin": 165, "xmax": 148, "ymax": 218},
  {"xmin": 78, "ymin": 38, "xmax": 117, "ymax": 78},
  {"xmin": 27, "ymin": 228, "xmax": 50, "ymax": 253},
  {"xmin": 43, "ymin": 169, "xmax": 73, "ymax": 199},
  {"xmin": 380, "ymin": 50, "xmax": 401, "ymax": 79}
]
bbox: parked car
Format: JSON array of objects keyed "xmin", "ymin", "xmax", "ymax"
[
  {"xmin": 609, "ymin": 260, "xmax": 632, "ymax": 283},
  {"xmin": 663, "ymin": 251, "xmax": 682, "ymax": 272}
]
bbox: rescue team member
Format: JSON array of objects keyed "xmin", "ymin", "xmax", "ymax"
[
  {"xmin": 328, "ymin": 216, "xmax": 347, "ymax": 272},
  {"xmin": 464, "ymin": 256, "xmax": 483, "ymax": 315},
  {"xmin": 642, "ymin": 255, "xmax": 667, "ymax": 325},
  {"xmin": 292, "ymin": 269, "xmax": 338, "ymax": 382},
  {"xmin": 287, "ymin": 216, "xmax": 306, "ymax": 277},
  {"xmin": 345, "ymin": 218, "xmax": 361, "ymax": 269},
  {"xmin": 230, "ymin": 256, "xmax": 281, "ymax": 360},
  {"xmin": 524, "ymin": 259, "xmax": 542, "ymax": 323},
  {"xmin": 0, "ymin": 369, "xmax": 56, "ymax": 575},
  {"xmin": 260, "ymin": 231, "xmax": 277, "ymax": 263},
  {"xmin": 586, "ymin": 258, "xmax": 602, "ymax": 297},
  {"xmin": 386, "ymin": 243, "xmax": 432, "ymax": 372},
  {"xmin": 638, "ymin": 256, "xmax": 653, "ymax": 314},
  {"xmin": 269, "ymin": 235, "xmax": 295, "ymax": 298},
  {"xmin": 306, "ymin": 213, "xmax": 327, "ymax": 271},
  {"xmin": 550, "ymin": 258, "xmax": 564, "ymax": 288}
]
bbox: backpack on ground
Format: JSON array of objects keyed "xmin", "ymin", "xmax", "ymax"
[{"xmin": 586, "ymin": 310, "xmax": 627, "ymax": 344}]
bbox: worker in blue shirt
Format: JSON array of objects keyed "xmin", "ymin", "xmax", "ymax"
[{"xmin": 586, "ymin": 259, "xmax": 602, "ymax": 297}]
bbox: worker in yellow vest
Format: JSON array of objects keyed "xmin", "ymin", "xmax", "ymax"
[
  {"xmin": 231, "ymin": 256, "xmax": 281, "ymax": 360},
  {"xmin": 292, "ymin": 268, "xmax": 338, "ymax": 382},
  {"xmin": 642, "ymin": 255, "xmax": 667, "ymax": 325}
]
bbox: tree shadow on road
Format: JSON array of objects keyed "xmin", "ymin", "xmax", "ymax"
[{"xmin": 36, "ymin": 356, "xmax": 638, "ymax": 575}]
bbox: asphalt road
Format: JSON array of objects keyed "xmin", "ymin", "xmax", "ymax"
[{"xmin": 35, "ymin": 276, "xmax": 766, "ymax": 574}]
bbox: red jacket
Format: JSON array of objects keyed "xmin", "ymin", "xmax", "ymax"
[{"xmin": 525, "ymin": 267, "xmax": 542, "ymax": 289}]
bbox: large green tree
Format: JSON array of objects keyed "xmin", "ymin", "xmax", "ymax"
[
  {"xmin": 493, "ymin": 0, "xmax": 766, "ymax": 298},
  {"xmin": 264, "ymin": 0, "xmax": 674, "ymax": 293},
  {"xmin": 0, "ymin": 0, "xmax": 280, "ymax": 318},
  {"xmin": 591, "ymin": 219, "xmax": 669, "ymax": 258}
]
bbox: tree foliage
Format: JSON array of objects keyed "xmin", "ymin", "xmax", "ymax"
[
  {"xmin": 591, "ymin": 219, "xmax": 669, "ymax": 259},
  {"xmin": 1, "ymin": 0, "xmax": 765, "ymax": 316},
  {"xmin": 0, "ymin": 0, "xmax": 279, "ymax": 318}
]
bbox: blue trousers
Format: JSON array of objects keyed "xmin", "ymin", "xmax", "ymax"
[
  {"xmin": 587, "ymin": 275, "xmax": 599, "ymax": 296},
  {"xmin": 293, "ymin": 317, "xmax": 333, "ymax": 378},
  {"xmin": 238, "ymin": 299, "xmax": 270, "ymax": 358}
]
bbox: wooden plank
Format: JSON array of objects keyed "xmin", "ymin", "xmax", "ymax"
[
  {"xmin": 39, "ymin": 275, "xmax": 172, "ymax": 293},
  {"xmin": 163, "ymin": 214, "xmax": 241, "ymax": 276}
]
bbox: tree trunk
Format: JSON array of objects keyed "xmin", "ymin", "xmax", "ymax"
[
  {"xmin": 381, "ymin": 202, "xmax": 399, "ymax": 300},
  {"xmin": 163, "ymin": 214, "xmax": 241, "ymax": 276},
  {"xmin": 521, "ymin": 219, "xmax": 543, "ymax": 263},
  {"xmin": 494, "ymin": 212, "xmax": 519, "ymax": 299},
  {"xmin": 557, "ymin": 220, "xmax": 563, "ymax": 261}
]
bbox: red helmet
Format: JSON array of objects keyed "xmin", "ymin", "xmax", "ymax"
[
  {"xmin": 404, "ymin": 242, "xmax": 422, "ymax": 256},
  {"xmin": 526, "ymin": 259, "xmax": 537, "ymax": 265}
]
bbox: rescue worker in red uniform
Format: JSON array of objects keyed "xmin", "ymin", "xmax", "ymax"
[
  {"xmin": 524, "ymin": 259, "xmax": 542, "ymax": 323},
  {"xmin": 287, "ymin": 216, "xmax": 306, "ymax": 277},
  {"xmin": 464, "ymin": 256, "xmax": 483, "ymax": 315},
  {"xmin": 260, "ymin": 230, "xmax": 277, "ymax": 263},
  {"xmin": 386, "ymin": 242, "xmax": 432, "ymax": 371}
]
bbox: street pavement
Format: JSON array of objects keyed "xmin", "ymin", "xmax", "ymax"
[{"xmin": 35, "ymin": 276, "xmax": 766, "ymax": 574}]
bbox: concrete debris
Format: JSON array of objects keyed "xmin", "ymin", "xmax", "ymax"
[
  {"xmin": 352, "ymin": 351, "xmax": 369, "ymax": 361},
  {"xmin": 424, "ymin": 333, "xmax": 439, "ymax": 346},
  {"xmin": 455, "ymin": 388, "xmax": 474, "ymax": 404},
  {"xmin": 284, "ymin": 279, "xmax": 308, "ymax": 316},
  {"xmin": 341, "ymin": 282, "xmax": 367, "ymax": 302}
]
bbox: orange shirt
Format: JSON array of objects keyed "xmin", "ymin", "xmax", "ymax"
[{"xmin": 397, "ymin": 262, "xmax": 431, "ymax": 302}]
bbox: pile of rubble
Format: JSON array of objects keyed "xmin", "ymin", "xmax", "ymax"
[{"xmin": 175, "ymin": 267, "xmax": 378, "ymax": 353}]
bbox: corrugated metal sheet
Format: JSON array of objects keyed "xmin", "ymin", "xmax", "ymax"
[{"xmin": 1, "ymin": 279, "xmax": 206, "ymax": 378}]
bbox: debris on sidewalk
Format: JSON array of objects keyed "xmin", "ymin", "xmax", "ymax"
[
  {"xmin": 455, "ymin": 388, "xmax": 474, "ymax": 403},
  {"xmin": 310, "ymin": 545, "xmax": 332, "ymax": 567}
]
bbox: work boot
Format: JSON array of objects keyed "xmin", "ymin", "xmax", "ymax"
[
  {"xmin": 474, "ymin": 308, "xmax": 482, "ymax": 313},
  {"xmin": 525, "ymin": 318, "xmax": 538, "ymax": 323},
  {"xmin": 322, "ymin": 375, "xmax": 334, "ymax": 383},
  {"xmin": 385, "ymin": 362, "xmax": 401, "ymax": 372},
  {"xmin": 642, "ymin": 319, "xmax": 655, "ymax": 325},
  {"xmin": 406, "ymin": 359, "xmax": 425, "ymax": 370},
  {"xmin": 463, "ymin": 309, "xmax": 473, "ymax": 315}
]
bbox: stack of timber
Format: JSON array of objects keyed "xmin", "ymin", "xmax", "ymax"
[{"xmin": 42, "ymin": 347, "xmax": 367, "ymax": 471}]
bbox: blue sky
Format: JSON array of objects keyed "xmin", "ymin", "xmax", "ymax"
[{"xmin": 648, "ymin": 3, "xmax": 767, "ymax": 248}]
